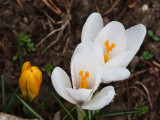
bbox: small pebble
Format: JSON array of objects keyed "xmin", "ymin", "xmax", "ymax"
[
  {"xmin": 142, "ymin": 4, "xmax": 149, "ymax": 12},
  {"xmin": 23, "ymin": 17, "xmax": 28, "ymax": 23}
]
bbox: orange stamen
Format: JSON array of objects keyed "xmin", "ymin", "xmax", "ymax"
[
  {"xmin": 104, "ymin": 40, "xmax": 116, "ymax": 63},
  {"xmin": 79, "ymin": 71, "xmax": 89, "ymax": 89}
]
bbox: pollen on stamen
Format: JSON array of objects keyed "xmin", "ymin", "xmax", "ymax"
[
  {"xmin": 104, "ymin": 40, "xmax": 116, "ymax": 63},
  {"xmin": 79, "ymin": 71, "xmax": 89, "ymax": 89}
]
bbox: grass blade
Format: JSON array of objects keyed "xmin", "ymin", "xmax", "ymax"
[
  {"xmin": 51, "ymin": 92, "xmax": 75, "ymax": 120},
  {"xmin": 16, "ymin": 95, "xmax": 43, "ymax": 120},
  {"xmin": 6, "ymin": 86, "xmax": 20, "ymax": 112},
  {"xmin": 1, "ymin": 75, "xmax": 5, "ymax": 112}
]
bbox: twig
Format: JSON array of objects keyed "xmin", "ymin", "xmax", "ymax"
[
  {"xmin": 63, "ymin": 36, "xmax": 70, "ymax": 53},
  {"xmin": 36, "ymin": 28, "xmax": 61, "ymax": 48},
  {"xmin": 152, "ymin": 61, "xmax": 160, "ymax": 68},
  {"xmin": 17, "ymin": 0, "xmax": 23, "ymax": 9},
  {"xmin": 102, "ymin": 0, "xmax": 120, "ymax": 16},
  {"xmin": 48, "ymin": 0, "xmax": 61, "ymax": 14},
  {"xmin": 42, "ymin": 0, "xmax": 61, "ymax": 15},
  {"xmin": 46, "ymin": 20, "xmax": 69, "ymax": 50},
  {"xmin": 142, "ymin": 60, "xmax": 160, "ymax": 90},
  {"xmin": 128, "ymin": 68, "xmax": 149, "ymax": 79},
  {"xmin": 129, "ymin": 86, "xmax": 148, "ymax": 100},
  {"xmin": 62, "ymin": 23, "xmax": 70, "ymax": 53},
  {"xmin": 135, "ymin": 81, "xmax": 153, "ymax": 109}
]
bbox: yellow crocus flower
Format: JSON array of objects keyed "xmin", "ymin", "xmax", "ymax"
[{"xmin": 19, "ymin": 61, "xmax": 42, "ymax": 101}]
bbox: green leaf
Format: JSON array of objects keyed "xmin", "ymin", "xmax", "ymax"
[
  {"xmin": 41, "ymin": 68, "xmax": 45, "ymax": 72},
  {"xmin": 140, "ymin": 51, "xmax": 154, "ymax": 60},
  {"xmin": 152, "ymin": 35, "xmax": 159, "ymax": 41},
  {"xmin": 1, "ymin": 75, "xmax": 5, "ymax": 112},
  {"xmin": 6, "ymin": 86, "xmax": 20, "ymax": 112},
  {"xmin": 20, "ymin": 42, "xmax": 24, "ymax": 46},
  {"xmin": 97, "ymin": 109, "xmax": 142, "ymax": 119},
  {"xmin": 16, "ymin": 95, "xmax": 43, "ymax": 120},
  {"xmin": 139, "ymin": 56, "xmax": 144, "ymax": 60},
  {"xmin": 147, "ymin": 30, "xmax": 153, "ymax": 37},
  {"xmin": 27, "ymin": 39, "xmax": 31, "ymax": 43},
  {"xmin": 62, "ymin": 106, "xmax": 76, "ymax": 120},
  {"xmin": 32, "ymin": 48, "xmax": 36, "ymax": 52},
  {"xmin": 51, "ymin": 92, "xmax": 75, "ymax": 120},
  {"xmin": 18, "ymin": 32, "xmax": 24, "ymax": 39},
  {"xmin": 143, "ymin": 51, "xmax": 148, "ymax": 56},
  {"xmin": 148, "ymin": 53, "xmax": 153, "ymax": 58},
  {"xmin": 138, "ymin": 104, "xmax": 149, "ymax": 115},
  {"xmin": 36, "ymin": 88, "xmax": 53, "ymax": 110},
  {"xmin": 12, "ymin": 56, "xmax": 18, "ymax": 61},
  {"xmin": 23, "ymin": 35, "xmax": 29, "ymax": 40}
]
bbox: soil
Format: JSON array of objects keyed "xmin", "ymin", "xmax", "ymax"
[{"xmin": 0, "ymin": 0, "xmax": 160, "ymax": 120}]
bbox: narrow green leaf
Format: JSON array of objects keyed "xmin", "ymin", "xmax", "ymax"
[
  {"xmin": 6, "ymin": 86, "xmax": 20, "ymax": 112},
  {"xmin": 6, "ymin": 32, "xmax": 24, "ymax": 112},
  {"xmin": 16, "ymin": 95, "xmax": 43, "ymax": 120},
  {"xmin": 62, "ymin": 106, "xmax": 76, "ymax": 120},
  {"xmin": 1, "ymin": 75, "xmax": 5, "ymax": 112},
  {"xmin": 97, "ymin": 110, "xmax": 142, "ymax": 119},
  {"xmin": 36, "ymin": 88, "xmax": 53, "ymax": 110},
  {"xmin": 17, "ymin": 36, "xmax": 23, "ymax": 68},
  {"xmin": 51, "ymin": 92, "xmax": 75, "ymax": 120}
]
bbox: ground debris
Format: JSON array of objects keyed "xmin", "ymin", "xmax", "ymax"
[{"xmin": 0, "ymin": 113, "xmax": 38, "ymax": 120}]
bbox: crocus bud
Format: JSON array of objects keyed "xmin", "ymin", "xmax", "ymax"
[{"xmin": 19, "ymin": 61, "xmax": 42, "ymax": 101}]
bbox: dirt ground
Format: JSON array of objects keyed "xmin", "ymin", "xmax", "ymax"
[{"xmin": 0, "ymin": 0, "xmax": 160, "ymax": 120}]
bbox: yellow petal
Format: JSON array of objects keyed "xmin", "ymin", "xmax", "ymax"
[
  {"xmin": 22, "ymin": 61, "xmax": 31, "ymax": 73},
  {"xmin": 26, "ymin": 71, "xmax": 39, "ymax": 101},
  {"xmin": 19, "ymin": 69, "xmax": 40, "ymax": 101},
  {"xmin": 19, "ymin": 70, "xmax": 29, "ymax": 100}
]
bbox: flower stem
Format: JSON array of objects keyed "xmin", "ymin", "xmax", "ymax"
[
  {"xmin": 87, "ymin": 110, "xmax": 92, "ymax": 120},
  {"xmin": 1, "ymin": 75, "xmax": 5, "ymax": 112},
  {"xmin": 16, "ymin": 95, "xmax": 43, "ymax": 120},
  {"xmin": 51, "ymin": 92, "xmax": 75, "ymax": 120}
]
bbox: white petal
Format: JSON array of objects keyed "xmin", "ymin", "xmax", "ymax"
[
  {"xmin": 82, "ymin": 86, "xmax": 115, "ymax": 110},
  {"xmin": 100, "ymin": 66, "xmax": 130, "ymax": 83},
  {"xmin": 66, "ymin": 88, "xmax": 92, "ymax": 102},
  {"xmin": 94, "ymin": 21, "xmax": 127, "ymax": 58},
  {"xmin": 81, "ymin": 13, "xmax": 103, "ymax": 43},
  {"xmin": 125, "ymin": 24, "xmax": 146, "ymax": 52},
  {"xmin": 71, "ymin": 42, "xmax": 102, "ymax": 89},
  {"xmin": 106, "ymin": 24, "xmax": 146, "ymax": 67},
  {"xmin": 51, "ymin": 67, "xmax": 76, "ymax": 104},
  {"xmin": 106, "ymin": 51, "xmax": 135, "ymax": 67}
]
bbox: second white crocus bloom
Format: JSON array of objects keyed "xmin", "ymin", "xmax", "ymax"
[
  {"xmin": 51, "ymin": 43, "xmax": 115, "ymax": 110},
  {"xmin": 81, "ymin": 12, "xmax": 146, "ymax": 83}
]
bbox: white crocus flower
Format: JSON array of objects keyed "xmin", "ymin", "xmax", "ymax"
[
  {"xmin": 51, "ymin": 43, "xmax": 115, "ymax": 110},
  {"xmin": 81, "ymin": 12, "xmax": 146, "ymax": 83}
]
